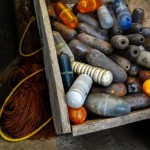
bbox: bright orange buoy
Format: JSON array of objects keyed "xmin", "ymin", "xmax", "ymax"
[
  {"xmin": 143, "ymin": 79, "xmax": 150, "ymax": 96},
  {"xmin": 68, "ymin": 106, "xmax": 87, "ymax": 124},
  {"xmin": 53, "ymin": 1, "xmax": 79, "ymax": 29},
  {"xmin": 77, "ymin": 0, "xmax": 102, "ymax": 13}
]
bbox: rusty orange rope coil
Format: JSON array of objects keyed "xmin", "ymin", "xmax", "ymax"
[{"xmin": 0, "ymin": 16, "xmax": 55, "ymax": 142}]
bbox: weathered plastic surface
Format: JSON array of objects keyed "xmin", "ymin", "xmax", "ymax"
[
  {"xmin": 91, "ymin": 83, "xmax": 127, "ymax": 97},
  {"xmin": 97, "ymin": 6, "xmax": 113, "ymax": 29},
  {"xmin": 123, "ymin": 93, "xmax": 150, "ymax": 110},
  {"xmin": 53, "ymin": 31, "xmax": 75, "ymax": 62},
  {"xmin": 139, "ymin": 70, "xmax": 150, "ymax": 82},
  {"xmin": 77, "ymin": 23, "xmax": 108, "ymax": 41},
  {"xmin": 127, "ymin": 76, "xmax": 139, "ymax": 84},
  {"xmin": 85, "ymin": 93, "xmax": 131, "ymax": 117},
  {"xmin": 144, "ymin": 38, "xmax": 150, "ymax": 51},
  {"xmin": 136, "ymin": 50, "xmax": 150, "ymax": 69},
  {"xmin": 77, "ymin": 12, "xmax": 101, "ymax": 29},
  {"xmin": 77, "ymin": 33, "xmax": 113, "ymax": 55},
  {"xmin": 69, "ymin": 39, "xmax": 92, "ymax": 61},
  {"xmin": 110, "ymin": 54, "xmax": 131, "ymax": 71},
  {"xmin": 53, "ymin": 1, "xmax": 78, "ymax": 29},
  {"xmin": 53, "ymin": 21, "xmax": 77, "ymax": 42},
  {"xmin": 86, "ymin": 49, "xmax": 127, "ymax": 83},
  {"xmin": 127, "ymin": 62, "xmax": 141, "ymax": 76},
  {"xmin": 132, "ymin": 8, "xmax": 144, "ymax": 24},
  {"xmin": 108, "ymin": 4, "xmax": 122, "ymax": 36},
  {"xmin": 126, "ymin": 76, "xmax": 143, "ymax": 94},
  {"xmin": 77, "ymin": 0, "xmax": 102, "ymax": 13},
  {"xmin": 58, "ymin": 53, "xmax": 74, "ymax": 93},
  {"xmin": 114, "ymin": 0, "xmax": 132, "ymax": 30},
  {"xmin": 126, "ymin": 34, "xmax": 145, "ymax": 46},
  {"xmin": 141, "ymin": 27, "xmax": 150, "ymax": 38},
  {"xmin": 72, "ymin": 61, "xmax": 113, "ymax": 86},
  {"xmin": 124, "ymin": 23, "xmax": 143, "ymax": 34},
  {"xmin": 127, "ymin": 82, "xmax": 142, "ymax": 94},
  {"xmin": 127, "ymin": 0, "xmax": 150, "ymax": 27},
  {"xmin": 66, "ymin": 74, "xmax": 93, "ymax": 108},
  {"xmin": 116, "ymin": 45, "xmax": 140, "ymax": 61},
  {"xmin": 138, "ymin": 45, "xmax": 145, "ymax": 51},
  {"xmin": 110, "ymin": 35, "xmax": 129, "ymax": 49}
]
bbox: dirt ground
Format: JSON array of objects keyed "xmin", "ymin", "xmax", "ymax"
[{"xmin": 0, "ymin": 123, "xmax": 150, "ymax": 150}]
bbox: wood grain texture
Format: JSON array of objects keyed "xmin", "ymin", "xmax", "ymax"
[
  {"xmin": 72, "ymin": 108, "xmax": 150, "ymax": 136},
  {"xmin": 33, "ymin": 0, "xmax": 71, "ymax": 134}
]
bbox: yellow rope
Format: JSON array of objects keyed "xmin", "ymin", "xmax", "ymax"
[
  {"xmin": 0, "ymin": 118, "xmax": 52, "ymax": 142},
  {"xmin": 0, "ymin": 69, "xmax": 52, "ymax": 142},
  {"xmin": 0, "ymin": 16, "xmax": 53, "ymax": 141},
  {"xmin": 19, "ymin": 16, "xmax": 42, "ymax": 57}
]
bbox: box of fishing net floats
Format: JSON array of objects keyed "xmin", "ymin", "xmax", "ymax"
[{"xmin": 33, "ymin": 0, "xmax": 150, "ymax": 136}]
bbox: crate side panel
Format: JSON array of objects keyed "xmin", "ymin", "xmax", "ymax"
[
  {"xmin": 72, "ymin": 108, "xmax": 150, "ymax": 136},
  {"xmin": 33, "ymin": 0, "xmax": 71, "ymax": 134}
]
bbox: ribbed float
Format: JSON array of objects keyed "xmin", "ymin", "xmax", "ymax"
[{"xmin": 72, "ymin": 61, "xmax": 113, "ymax": 86}]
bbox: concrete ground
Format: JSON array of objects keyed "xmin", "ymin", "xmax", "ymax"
[{"xmin": 0, "ymin": 121, "xmax": 150, "ymax": 150}]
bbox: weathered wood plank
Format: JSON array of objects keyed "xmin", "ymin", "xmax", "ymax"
[
  {"xmin": 72, "ymin": 108, "xmax": 150, "ymax": 136},
  {"xmin": 33, "ymin": 0, "xmax": 71, "ymax": 134}
]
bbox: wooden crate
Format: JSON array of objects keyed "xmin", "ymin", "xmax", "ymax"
[{"xmin": 33, "ymin": 0, "xmax": 150, "ymax": 136}]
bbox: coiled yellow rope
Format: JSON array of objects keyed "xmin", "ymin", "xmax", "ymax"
[{"xmin": 0, "ymin": 16, "xmax": 53, "ymax": 142}]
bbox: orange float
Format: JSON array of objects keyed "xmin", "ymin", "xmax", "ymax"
[
  {"xmin": 77, "ymin": 0, "xmax": 102, "ymax": 13},
  {"xmin": 53, "ymin": 1, "xmax": 79, "ymax": 29},
  {"xmin": 68, "ymin": 106, "xmax": 87, "ymax": 124},
  {"xmin": 143, "ymin": 79, "xmax": 150, "ymax": 96}
]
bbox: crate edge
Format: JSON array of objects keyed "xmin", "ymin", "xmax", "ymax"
[{"xmin": 33, "ymin": 0, "xmax": 71, "ymax": 134}]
